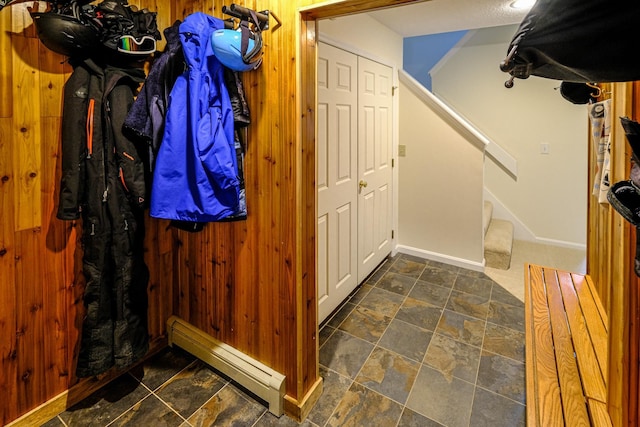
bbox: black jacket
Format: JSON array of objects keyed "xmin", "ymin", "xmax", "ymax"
[
  {"xmin": 123, "ymin": 20, "xmax": 184, "ymax": 175},
  {"xmin": 58, "ymin": 59, "xmax": 147, "ymax": 219}
]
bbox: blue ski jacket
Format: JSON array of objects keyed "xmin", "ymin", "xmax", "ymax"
[{"xmin": 150, "ymin": 12, "xmax": 239, "ymax": 222}]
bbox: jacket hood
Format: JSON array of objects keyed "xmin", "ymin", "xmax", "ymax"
[
  {"xmin": 179, "ymin": 12, "xmax": 225, "ymax": 71},
  {"xmin": 164, "ymin": 20, "xmax": 182, "ymax": 53}
]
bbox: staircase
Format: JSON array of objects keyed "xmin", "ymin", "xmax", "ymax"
[{"xmin": 484, "ymin": 201, "xmax": 514, "ymax": 270}]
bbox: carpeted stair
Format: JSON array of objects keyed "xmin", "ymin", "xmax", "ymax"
[{"xmin": 484, "ymin": 201, "xmax": 514, "ymax": 270}]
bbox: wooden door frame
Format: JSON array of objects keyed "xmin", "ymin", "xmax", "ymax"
[
  {"xmin": 293, "ymin": 1, "xmax": 427, "ymax": 417},
  {"xmin": 297, "ymin": 1, "xmax": 426, "ymax": 318},
  {"xmin": 298, "ymin": 1, "xmax": 429, "ymax": 298}
]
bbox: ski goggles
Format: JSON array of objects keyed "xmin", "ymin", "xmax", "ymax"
[{"xmin": 117, "ymin": 35, "xmax": 156, "ymax": 55}]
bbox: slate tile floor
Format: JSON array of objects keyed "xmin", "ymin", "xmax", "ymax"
[{"xmin": 43, "ymin": 253, "xmax": 526, "ymax": 427}]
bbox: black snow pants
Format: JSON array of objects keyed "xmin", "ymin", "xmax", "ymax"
[{"xmin": 59, "ymin": 59, "xmax": 150, "ymax": 378}]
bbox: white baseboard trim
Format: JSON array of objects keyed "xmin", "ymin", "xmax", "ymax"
[
  {"xmin": 483, "ymin": 189, "xmax": 536, "ymax": 242},
  {"xmin": 483, "ymin": 189, "xmax": 586, "ymax": 250},
  {"xmin": 396, "ymin": 245, "xmax": 485, "ymax": 272},
  {"xmin": 167, "ymin": 316, "xmax": 286, "ymax": 416},
  {"xmin": 534, "ymin": 237, "xmax": 586, "ymax": 251}
]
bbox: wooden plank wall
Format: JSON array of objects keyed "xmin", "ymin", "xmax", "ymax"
[
  {"xmin": 0, "ymin": 2, "xmax": 174, "ymax": 424},
  {"xmin": 166, "ymin": 0, "xmax": 321, "ymax": 412},
  {"xmin": 586, "ymin": 81, "xmax": 640, "ymax": 427}
]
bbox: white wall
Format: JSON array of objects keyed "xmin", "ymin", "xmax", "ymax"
[
  {"xmin": 317, "ymin": 14, "xmax": 403, "ymax": 68},
  {"xmin": 398, "ymin": 79, "xmax": 485, "ymax": 268},
  {"xmin": 432, "ymin": 25, "xmax": 588, "ymax": 247}
]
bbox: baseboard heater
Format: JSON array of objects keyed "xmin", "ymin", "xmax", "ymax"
[{"xmin": 166, "ymin": 316, "xmax": 286, "ymax": 416}]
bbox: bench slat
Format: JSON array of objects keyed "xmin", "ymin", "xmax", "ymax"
[
  {"xmin": 543, "ymin": 267, "xmax": 592, "ymax": 426},
  {"xmin": 557, "ymin": 271, "xmax": 607, "ymax": 402},
  {"xmin": 577, "ymin": 274, "xmax": 608, "ymax": 332},
  {"xmin": 575, "ymin": 273, "xmax": 609, "ymax": 383},
  {"xmin": 526, "ymin": 264, "xmax": 564, "ymax": 427},
  {"xmin": 587, "ymin": 399, "xmax": 614, "ymax": 427},
  {"xmin": 526, "ymin": 264, "xmax": 612, "ymax": 427}
]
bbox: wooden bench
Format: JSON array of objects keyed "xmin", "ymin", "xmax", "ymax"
[{"xmin": 525, "ymin": 263, "xmax": 612, "ymax": 427}]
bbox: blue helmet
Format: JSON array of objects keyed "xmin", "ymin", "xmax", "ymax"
[{"xmin": 211, "ymin": 26, "xmax": 263, "ymax": 72}]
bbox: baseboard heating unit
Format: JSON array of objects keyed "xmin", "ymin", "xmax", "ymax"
[{"xmin": 166, "ymin": 316, "xmax": 286, "ymax": 416}]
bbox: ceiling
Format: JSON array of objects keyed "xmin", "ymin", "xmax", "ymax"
[{"xmin": 366, "ymin": 0, "xmax": 532, "ymax": 37}]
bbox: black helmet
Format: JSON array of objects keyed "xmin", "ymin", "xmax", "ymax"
[
  {"xmin": 94, "ymin": 0, "xmax": 161, "ymax": 57},
  {"xmin": 31, "ymin": 2, "xmax": 100, "ymax": 58},
  {"xmin": 1, "ymin": 0, "xmax": 93, "ymax": 10}
]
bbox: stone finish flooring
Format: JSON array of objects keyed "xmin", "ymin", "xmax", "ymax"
[{"xmin": 43, "ymin": 253, "xmax": 525, "ymax": 427}]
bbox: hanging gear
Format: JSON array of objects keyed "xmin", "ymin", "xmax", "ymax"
[
  {"xmin": 501, "ymin": 0, "xmax": 640, "ymax": 85},
  {"xmin": 58, "ymin": 57, "xmax": 150, "ymax": 377},
  {"xmin": 621, "ymin": 117, "xmax": 640, "ymax": 164},
  {"xmin": 211, "ymin": 11, "xmax": 263, "ymax": 72},
  {"xmin": 123, "ymin": 20, "xmax": 184, "ymax": 175},
  {"xmin": 608, "ymin": 180, "xmax": 640, "ymax": 227},
  {"xmin": 1, "ymin": 0, "xmax": 93, "ymax": 11},
  {"xmin": 224, "ymin": 66, "xmax": 251, "ymax": 128},
  {"xmin": 608, "ymin": 118, "xmax": 640, "ymax": 248},
  {"xmin": 560, "ymin": 82, "xmax": 598, "ymax": 105},
  {"xmin": 0, "ymin": 0, "xmax": 18, "ymax": 11},
  {"xmin": 30, "ymin": 1, "xmax": 101, "ymax": 57},
  {"xmin": 607, "ymin": 117, "xmax": 640, "ymax": 278},
  {"xmin": 26, "ymin": 0, "xmax": 160, "ymax": 60},
  {"xmin": 150, "ymin": 12, "xmax": 240, "ymax": 223},
  {"xmin": 94, "ymin": 0, "xmax": 161, "ymax": 58}
]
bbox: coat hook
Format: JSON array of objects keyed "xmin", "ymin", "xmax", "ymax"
[
  {"xmin": 222, "ymin": 4, "xmax": 272, "ymax": 31},
  {"xmin": 267, "ymin": 10, "xmax": 282, "ymax": 31},
  {"xmin": 585, "ymin": 82, "xmax": 602, "ymax": 98}
]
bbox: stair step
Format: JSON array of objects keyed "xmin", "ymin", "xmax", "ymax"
[
  {"xmin": 484, "ymin": 218, "xmax": 514, "ymax": 270},
  {"xmin": 483, "ymin": 201, "xmax": 493, "ymax": 237}
]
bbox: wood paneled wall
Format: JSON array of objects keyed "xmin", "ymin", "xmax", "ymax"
[
  {"xmin": 586, "ymin": 82, "xmax": 640, "ymax": 427},
  {"xmin": 167, "ymin": 0, "xmax": 316, "ymax": 411},
  {"xmin": 0, "ymin": 2, "xmax": 173, "ymax": 424},
  {"xmin": 1, "ymin": 0, "xmax": 430, "ymax": 424}
]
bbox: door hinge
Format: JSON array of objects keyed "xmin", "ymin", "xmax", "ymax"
[
  {"xmin": 392, "ymin": 158, "xmax": 395, "ymax": 168},
  {"xmin": 392, "ymin": 230, "xmax": 394, "ymax": 239},
  {"xmin": 392, "ymin": 86, "xmax": 398, "ymax": 96}
]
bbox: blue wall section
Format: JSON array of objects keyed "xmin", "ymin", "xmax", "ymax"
[{"xmin": 403, "ymin": 31, "xmax": 468, "ymax": 91}]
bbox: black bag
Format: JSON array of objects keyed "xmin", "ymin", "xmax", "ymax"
[{"xmin": 500, "ymin": 0, "xmax": 640, "ymax": 86}]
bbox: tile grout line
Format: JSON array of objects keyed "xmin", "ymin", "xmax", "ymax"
[
  {"xmin": 475, "ymin": 384, "xmax": 527, "ymax": 407},
  {"xmin": 55, "ymin": 415, "xmax": 69, "ymax": 427},
  {"xmin": 354, "ymin": 257, "xmax": 450, "ymax": 426},
  {"xmin": 319, "ymin": 255, "xmax": 420, "ymax": 427},
  {"xmin": 104, "ymin": 361, "xmax": 215, "ymax": 427},
  {"xmin": 401, "ymin": 268, "xmax": 459, "ymax": 426},
  {"xmin": 99, "ymin": 374, "xmax": 154, "ymax": 427},
  {"xmin": 468, "ymin": 277, "xmax": 494, "ymax": 420},
  {"xmin": 102, "ymin": 379, "xmax": 161, "ymax": 427}
]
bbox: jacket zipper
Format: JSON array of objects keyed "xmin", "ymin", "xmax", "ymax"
[
  {"xmin": 119, "ymin": 168, "xmax": 129, "ymax": 192},
  {"xmin": 86, "ymin": 99, "xmax": 95, "ymax": 158},
  {"xmin": 102, "ymin": 98, "xmax": 111, "ymax": 202}
]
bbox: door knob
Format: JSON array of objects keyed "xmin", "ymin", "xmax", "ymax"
[{"xmin": 359, "ymin": 180, "xmax": 368, "ymax": 190}]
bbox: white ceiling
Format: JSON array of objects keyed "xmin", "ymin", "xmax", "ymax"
[{"xmin": 366, "ymin": 0, "xmax": 532, "ymax": 37}]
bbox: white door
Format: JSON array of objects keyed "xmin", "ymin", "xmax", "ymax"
[
  {"xmin": 317, "ymin": 43, "xmax": 358, "ymax": 323},
  {"xmin": 317, "ymin": 43, "xmax": 394, "ymax": 323},
  {"xmin": 357, "ymin": 56, "xmax": 393, "ymax": 283}
]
